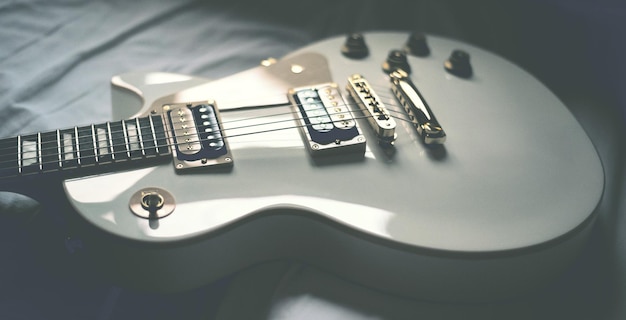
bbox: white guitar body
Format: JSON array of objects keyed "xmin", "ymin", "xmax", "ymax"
[{"xmin": 61, "ymin": 32, "xmax": 603, "ymax": 301}]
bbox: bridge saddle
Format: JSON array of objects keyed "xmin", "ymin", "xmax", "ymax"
[{"xmin": 346, "ymin": 74, "xmax": 397, "ymax": 146}]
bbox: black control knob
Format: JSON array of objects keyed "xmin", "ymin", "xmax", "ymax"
[
  {"xmin": 444, "ymin": 50, "xmax": 472, "ymax": 78},
  {"xmin": 404, "ymin": 32, "xmax": 430, "ymax": 57},
  {"xmin": 382, "ymin": 50, "xmax": 411, "ymax": 74},
  {"xmin": 341, "ymin": 33, "xmax": 369, "ymax": 59}
]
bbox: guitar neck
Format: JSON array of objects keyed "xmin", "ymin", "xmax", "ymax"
[{"xmin": 0, "ymin": 115, "xmax": 171, "ymax": 193}]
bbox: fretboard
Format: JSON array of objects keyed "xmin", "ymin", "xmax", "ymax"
[{"xmin": 0, "ymin": 115, "xmax": 170, "ymax": 184}]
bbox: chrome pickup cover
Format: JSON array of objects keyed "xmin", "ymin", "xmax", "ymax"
[
  {"xmin": 163, "ymin": 101, "xmax": 232, "ymax": 171},
  {"xmin": 288, "ymin": 83, "xmax": 365, "ymax": 157}
]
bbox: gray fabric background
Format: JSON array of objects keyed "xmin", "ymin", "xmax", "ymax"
[{"xmin": 1, "ymin": 0, "xmax": 624, "ymax": 319}]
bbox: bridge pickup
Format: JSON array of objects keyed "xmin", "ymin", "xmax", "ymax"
[
  {"xmin": 389, "ymin": 70, "xmax": 446, "ymax": 145},
  {"xmin": 346, "ymin": 74, "xmax": 397, "ymax": 146},
  {"xmin": 164, "ymin": 101, "xmax": 232, "ymax": 171},
  {"xmin": 288, "ymin": 83, "xmax": 365, "ymax": 157}
]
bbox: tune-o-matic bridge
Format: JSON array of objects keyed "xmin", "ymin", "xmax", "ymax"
[
  {"xmin": 346, "ymin": 74, "xmax": 397, "ymax": 146},
  {"xmin": 163, "ymin": 101, "xmax": 232, "ymax": 171},
  {"xmin": 288, "ymin": 83, "xmax": 365, "ymax": 157},
  {"xmin": 389, "ymin": 70, "xmax": 446, "ymax": 145}
]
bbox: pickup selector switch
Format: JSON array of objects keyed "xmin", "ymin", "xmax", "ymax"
[
  {"xmin": 341, "ymin": 33, "xmax": 369, "ymax": 59},
  {"xmin": 129, "ymin": 187, "xmax": 175, "ymax": 219}
]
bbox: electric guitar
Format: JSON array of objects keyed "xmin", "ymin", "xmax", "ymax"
[{"xmin": 0, "ymin": 32, "xmax": 604, "ymax": 301}]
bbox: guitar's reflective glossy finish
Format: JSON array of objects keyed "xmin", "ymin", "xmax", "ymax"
[{"xmin": 59, "ymin": 32, "xmax": 603, "ymax": 301}]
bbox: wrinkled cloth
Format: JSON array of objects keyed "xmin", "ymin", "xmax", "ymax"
[{"xmin": 1, "ymin": 1, "xmax": 624, "ymax": 319}]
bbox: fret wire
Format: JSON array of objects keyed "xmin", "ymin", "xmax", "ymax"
[
  {"xmin": 56, "ymin": 129, "xmax": 63, "ymax": 168},
  {"xmin": 121, "ymin": 120, "xmax": 131, "ymax": 158},
  {"xmin": 37, "ymin": 132, "xmax": 43, "ymax": 171},
  {"xmin": 74, "ymin": 127, "xmax": 81, "ymax": 166},
  {"xmin": 149, "ymin": 115, "xmax": 159, "ymax": 154},
  {"xmin": 3, "ymin": 120, "xmax": 296, "ymax": 173},
  {"xmin": 106, "ymin": 121, "xmax": 115, "ymax": 161},
  {"xmin": 17, "ymin": 135, "xmax": 22, "ymax": 174},
  {"xmin": 8, "ymin": 119, "xmax": 162, "ymax": 164},
  {"xmin": 135, "ymin": 118, "xmax": 146, "ymax": 156},
  {"xmin": 91, "ymin": 124, "xmax": 99, "ymax": 163}
]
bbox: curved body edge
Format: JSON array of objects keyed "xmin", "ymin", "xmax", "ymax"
[
  {"xmin": 58, "ymin": 31, "xmax": 604, "ymax": 301},
  {"xmin": 73, "ymin": 207, "xmax": 596, "ymax": 302}
]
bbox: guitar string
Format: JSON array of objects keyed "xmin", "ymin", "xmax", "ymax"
[
  {"xmin": 0, "ymin": 83, "xmax": 408, "ymax": 158},
  {"xmin": 0, "ymin": 80, "xmax": 401, "ymax": 143},
  {"xmin": 0, "ymin": 110, "xmax": 414, "ymax": 179},
  {"xmin": 198, "ymin": 93, "xmax": 407, "ymax": 128},
  {"xmin": 0, "ymin": 97, "xmax": 409, "ymax": 163},
  {"xmin": 0, "ymin": 93, "xmax": 410, "ymax": 170},
  {"xmin": 0, "ymin": 108, "xmax": 412, "ymax": 171},
  {"xmin": 0, "ymin": 84, "xmax": 405, "ymax": 148},
  {"xmin": 160, "ymin": 84, "xmax": 406, "ymax": 129},
  {"xmin": 0, "ymin": 106, "xmax": 408, "ymax": 171},
  {"xmin": 105, "ymin": 81, "xmax": 404, "ymax": 132},
  {"xmin": 0, "ymin": 84, "xmax": 411, "ymax": 169},
  {"xmin": 0, "ymin": 98, "xmax": 415, "ymax": 170}
]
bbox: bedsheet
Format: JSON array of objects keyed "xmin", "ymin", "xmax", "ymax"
[{"xmin": 1, "ymin": 0, "xmax": 625, "ymax": 319}]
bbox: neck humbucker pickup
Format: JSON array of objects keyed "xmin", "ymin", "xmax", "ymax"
[
  {"xmin": 346, "ymin": 74, "xmax": 397, "ymax": 146},
  {"xmin": 389, "ymin": 70, "xmax": 446, "ymax": 145},
  {"xmin": 163, "ymin": 101, "xmax": 233, "ymax": 171},
  {"xmin": 288, "ymin": 83, "xmax": 365, "ymax": 157}
]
